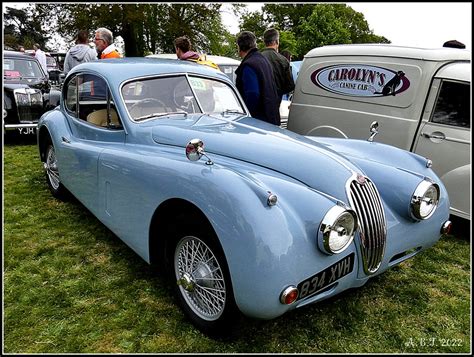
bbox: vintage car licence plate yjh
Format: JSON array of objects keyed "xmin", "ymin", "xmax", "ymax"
[{"xmin": 297, "ymin": 252, "xmax": 355, "ymax": 301}]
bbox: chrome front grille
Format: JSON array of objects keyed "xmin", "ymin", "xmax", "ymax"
[
  {"xmin": 348, "ymin": 176, "xmax": 387, "ymax": 275},
  {"xmin": 14, "ymin": 88, "xmax": 43, "ymax": 122}
]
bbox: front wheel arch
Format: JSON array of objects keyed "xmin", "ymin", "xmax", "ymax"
[
  {"xmin": 38, "ymin": 126, "xmax": 52, "ymax": 162},
  {"xmin": 148, "ymin": 198, "xmax": 240, "ymax": 335},
  {"xmin": 149, "ymin": 198, "xmax": 218, "ymax": 270}
]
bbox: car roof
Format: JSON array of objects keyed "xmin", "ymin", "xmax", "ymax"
[
  {"xmin": 4, "ymin": 50, "xmax": 38, "ymax": 59},
  {"xmin": 69, "ymin": 57, "xmax": 231, "ymax": 84},
  {"xmin": 147, "ymin": 53, "xmax": 241, "ymax": 65},
  {"xmin": 305, "ymin": 44, "xmax": 471, "ymax": 61},
  {"xmin": 435, "ymin": 62, "xmax": 471, "ymax": 82}
]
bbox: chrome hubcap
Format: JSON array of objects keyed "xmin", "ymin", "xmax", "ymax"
[
  {"xmin": 174, "ymin": 236, "xmax": 226, "ymax": 321},
  {"xmin": 46, "ymin": 146, "xmax": 60, "ymax": 190}
]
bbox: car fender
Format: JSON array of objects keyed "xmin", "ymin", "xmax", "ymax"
[
  {"xmin": 169, "ymin": 160, "xmax": 348, "ymax": 319},
  {"xmin": 441, "ymin": 164, "xmax": 470, "ymax": 219},
  {"xmin": 95, "ymin": 145, "xmax": 342, "ymax": 318}
]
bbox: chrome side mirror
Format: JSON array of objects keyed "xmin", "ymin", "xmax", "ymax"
[
  {"xmin": 368, "ymin": 121, "xmax": 379, "ymax": 142},
  {"xmin": 185, "ymin": 138, "xmax": 213, "ymax": 165}
]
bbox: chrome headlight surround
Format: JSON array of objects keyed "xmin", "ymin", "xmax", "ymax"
[
  {"xmin": 318, "ymin": 205, "xmax": 358, "ymax": 255},
  {"xmin": 410, "ymin": 180, "xmax": 440, "ymax": 220},
  {"xmin": 13, "ymin": 88, "xmax": 43, "ymax": 106}
]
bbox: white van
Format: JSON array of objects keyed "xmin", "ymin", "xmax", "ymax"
[{"xmin": 288, "ymin": 44, "xmax": 471, "ymax": 220}]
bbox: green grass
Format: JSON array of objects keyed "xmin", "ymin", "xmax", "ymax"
[{"xmin": 3, "ymin": 140, "xmax": 471, "ymax": 353}]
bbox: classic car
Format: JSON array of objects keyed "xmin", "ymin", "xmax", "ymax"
[
  {"xmin": 37, "ymin": 58, "xmax": 451, "ymax": 335},
  {"xmin": 3, "ymin": 50, "xmax": 61, "ymax": 136},
  {"xmin": 25, "ymin": 49, "xmax": 63, "ymax": 85}
]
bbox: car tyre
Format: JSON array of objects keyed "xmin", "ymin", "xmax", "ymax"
[
  {"xmin": 45, "ymin": 143, "xmax": 68, "ymax": 200},
  {"xmin": 171, "ymin": 225, "xmax": 239, "ymax": 336}
]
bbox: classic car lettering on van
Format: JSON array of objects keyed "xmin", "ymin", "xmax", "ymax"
[{"xmin": 311, "ymin": 64, "xmax": 410, "ymax": 97}]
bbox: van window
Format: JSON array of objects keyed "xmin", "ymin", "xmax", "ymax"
[{"xmin": 432, "ymin": 81, "xmax": 470, "ymax": 128}]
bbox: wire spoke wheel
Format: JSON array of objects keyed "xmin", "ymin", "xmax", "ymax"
[
  {"xmin": 46, "ymin": 145, "xmax": 60, "ymax": 190},
  {"xmin": 174, "ymin": 235, "xmax": 226, "ymax": 321}
]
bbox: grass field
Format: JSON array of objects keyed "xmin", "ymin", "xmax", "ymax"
[{"xmin": 3, "ymin": 139, "xmax": 471, "ymax": 353}]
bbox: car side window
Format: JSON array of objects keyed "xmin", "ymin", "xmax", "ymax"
[
  {"xmin": 432, "ymin": 80, "xmax": 470, "ymax": 128},
  {"xmin": 65, "ymin": 76, "xmax": 77, "ymax": 114},
  {"xmin": 76, "ymin": 74, "xmax": 123, "ymax": 129}
]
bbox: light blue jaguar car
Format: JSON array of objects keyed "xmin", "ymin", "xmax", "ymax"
[{"xmin": 37, "ymin": 58, "xmax": 451, "ymax": 335}]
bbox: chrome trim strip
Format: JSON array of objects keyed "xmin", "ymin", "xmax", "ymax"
[{"xmin": 4, "ymin": 123, "xmax": 38, "ymax": 130}]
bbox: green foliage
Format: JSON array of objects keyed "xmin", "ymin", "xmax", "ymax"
[
  {"xmin": 5, "ymin": 3, "xmax": 390, "ymax": 59},
  {"xmin": 3, "ymin": 141, "xmax": 471, "ymax": 353},
  {"xmin": 278, "ymin": 31, "xmax": 297, "ymax": 57},
  {"xmin": 32, "ymin": 3, "xmax": 228, "ymax": 57},
  {"xmin": 295, "ymin": 4, "xmax": 353, "ymax": 57},
  {"xmin": 242, "ymin": 3, "xmax": 390, "ymax": 60},
  {"xmin": 4, "ymin": 6, "xmax": 51, "ymax": 50}
]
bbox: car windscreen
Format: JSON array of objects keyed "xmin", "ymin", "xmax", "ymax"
[
  {"xmin": 46, "ymin": 56, "xmax": 57, "ymax": 67},
  {"xmin": 122, "ymin": 75, "xmax": 245, "ymax": 121},
  {"xmin": 3, "ymin": 58, "xmax": 44, "ymax": 79}
]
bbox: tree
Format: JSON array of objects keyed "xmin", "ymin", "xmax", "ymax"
[
  {"xmin": 34, "ymin": 3, "xmax": 229, "ymax": 57},
  {"xmin": 239, "ymin": 3, "xmax": 390, "ymax": 60},
  {"xmin": 4, "ymin": 6, "xmax": 51, "ymax": 50}
]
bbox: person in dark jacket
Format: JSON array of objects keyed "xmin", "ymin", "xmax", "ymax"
[
  {"xmin": 64, "ymin": 30, "xmax": 98, "ymax": 75},
  {"xmin": 235, "ymin": 31, "xmax": 281, "ymax": 126},
  {"xmin": 260, "ymin": 28, "xmax": 295, "ymax": 101}
]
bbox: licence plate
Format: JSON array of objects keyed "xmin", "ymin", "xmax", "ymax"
[
  {"xmin": 18, "ymin": 127, "xmax": 37, "ymax": 135},
  {"xmin": 297, "ymin": 252, "xmax": 354, "ymax": 301}
]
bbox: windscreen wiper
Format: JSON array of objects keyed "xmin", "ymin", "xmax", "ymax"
[
  {"xmin": 221, "ymin": 109, "xmax": 246, "ymax": 116},
  {"xmin": 134, "ymin": 111, "xmax": 188, "ymax": 121}
]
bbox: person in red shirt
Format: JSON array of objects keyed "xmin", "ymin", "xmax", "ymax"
[{"xmin": 94, "ymin": 27, "xmax": 121, "ymax": 59}]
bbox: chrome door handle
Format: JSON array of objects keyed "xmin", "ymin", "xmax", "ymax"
[
  {"xmin": 61, "ymin": 136, "xmax": 71, "ymax": 144},
  {"xmin": 421, "ymin": 132, "xmax": 445, "ymax": 140}
]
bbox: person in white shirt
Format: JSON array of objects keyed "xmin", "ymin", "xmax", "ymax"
[{"xmin": 33, "ymin": 43, "xmax": 48, "ymax": 76}]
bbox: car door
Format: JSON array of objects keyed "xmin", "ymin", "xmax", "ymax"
[
  {"xmin": 413, "ymin": 75, "xmax": 470, "ymax": 219},
  {"xmin": 59, "ymin": 73, "xmax": 125, "ymax": 216}
]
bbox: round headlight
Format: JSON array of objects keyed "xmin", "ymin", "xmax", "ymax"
[
  {"xmin": 411, "ymin": 180, "xmax": 440, "ymax": 220},
  {"xmin": 318, "ymin": 205, "xmax": 358, "ymax": 255}
]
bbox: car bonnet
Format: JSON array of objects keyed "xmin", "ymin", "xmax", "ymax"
[{"xmin": 150, "ymin": 115, "xmax": 364, "ymax": 201}]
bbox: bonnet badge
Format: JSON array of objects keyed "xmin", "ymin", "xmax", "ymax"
[{"xmin": 356, "ymin": 174, "xmax": 367, "ymax": 185}]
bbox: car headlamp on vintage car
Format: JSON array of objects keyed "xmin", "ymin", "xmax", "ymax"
[
  {"xmin": 13, "ymin": 88, "xmax": 43, "ymax": 106},
  {"xmin": 318, "ymin": 205, "xmax": 358, "ymax": 255},
  {"xmin": 410, "ymin": 180, "xmax": 440, "ymax": 220}
]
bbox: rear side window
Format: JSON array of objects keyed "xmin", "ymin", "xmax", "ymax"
[
  {"xmin": 432, "ymin": 81, "xmax": 470, "ymax": 128},
  {"xmin": 65, "ymin": 74, "xmax": 122, "ymax": 129},
  {"xmin": 65, "ymin": 76, "xmax": 77, "ymax": 113}
]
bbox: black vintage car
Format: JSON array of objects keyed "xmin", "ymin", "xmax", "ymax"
[{"xmin": 3, "ymin": 51, "xmax": 61, "ymax": 137}]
